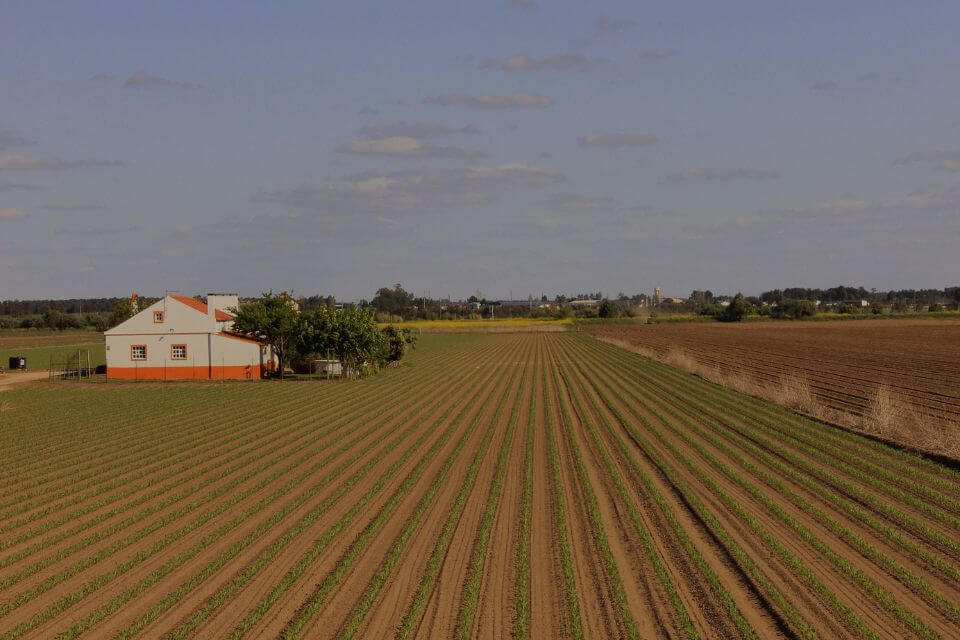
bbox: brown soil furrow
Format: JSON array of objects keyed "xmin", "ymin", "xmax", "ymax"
[
  {"xmin": 554, "ymin": 336, "xmax": 779, "ymax": 639},
  {"xmin": 248, "ymin": 341, "xmax": 521, "ymax": 639},
  {"xmin": 543, "ymin": 352, "xmax": 624, "ymax": 640},
  {"xmin": 568, "ymin": 345, "xmax": 849, "ymax": 638},
  {"xmin": 351, "ymin": 339, "xmax": 534, "ymax": 640},
  {"xmin": 5, "ymin": 332, "xmax": 959, "ymax": 640},
  {"xmin": 409, "ymin": 374, "xmax": 524, "ymax": 638},
  {"xmin": 584, "ymin": 320, "xmax": 960, "ymax": 461},
  {"xmin": 471, "ymin": 340, "xmax": 539, "ymax": 640},
  {"xmin": 88, "ymin": 397, "xmax": 457, "ymax": 639},
  {"xmin": 558, "ymin": 374, "xmax": 669, "ymax": 637},
  {"xmin": 527, "ymin": 340, "xmax": 568, "ymax": 639},
  {"xmin": 141, "ymin": 346, "xmax": 498, "ymax": 638},
  {"xmin": 580, "ymin": 335, "xmax": 954, "ymax": 638},
  {"xmin": 9, "ymin": 340, "xmax": 497, "ymax": 638}
]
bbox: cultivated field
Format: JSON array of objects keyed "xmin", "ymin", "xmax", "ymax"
[
  {"xmin": 0, "ymin": 333, "xmax": 958, "ymax": 638},
  {"xmin": 585, "ymin": 319, "xmax": 960, "ymax": 458},
  {"xmin": 381, "ymin": 318, "xmax": 572, "ymax": 333},
  {"xmin": 0, "ymin": 332, "xmax": 105, "ymax": 371}
]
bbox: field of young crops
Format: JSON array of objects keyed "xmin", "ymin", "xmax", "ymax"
[{"xmin": 1, "ymin": 332, "xmax": 958, "ymax": 638}]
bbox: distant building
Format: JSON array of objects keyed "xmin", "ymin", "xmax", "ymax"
[
  {"xmin": 104, "ymin": 293, "xmax": 275, "ymax": 380},
  {"xmin": 653, "ymin": 287, "xmax": 663, "ymax": 306},
  {"xmin": 568, "ymin": 299, "xmax": 599, "ymax": 308}
]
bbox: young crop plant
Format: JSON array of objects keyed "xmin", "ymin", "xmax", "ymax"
[
  {"xmin": 454, "ymin": 363, "xmax": 529, "ymax": 640},
  {"xmin": 551, "ymin": 365, "xmax": 640, "ymax": 640},
  {"xmin": 561, "ymin": 338, "xmax": 815, "ymax": 639},
  {"xmin": 117, "ymin": 341, "xmax": 502, "ymax": 639},
  {"xmin": 3, "ymin": 342, "xmax": 496, "ymax": 640},
  {"xmin": 542, "ymin": 366, "xmax": 585, "ymax": 640},
  {"xmin": 575, "ymin": 335, "xmax": 950, "ymax": 639},
  {"xmin": 285, "ymin": 347, "xmax": 525, "ymax": 640},
  {"xmin": 393, "ymin": 363, "xmax": 524, "ymax": 640},
  {"xmin": 553, "ymin": 337, "xmax": 752, "ymax": 640},
  {"xmin": 512, "ymin": 344, "xmax": 537, "ymax": 640},
  {"xmin": 243, "ymin": 342, "xmax": 526, "ymax": 640}
]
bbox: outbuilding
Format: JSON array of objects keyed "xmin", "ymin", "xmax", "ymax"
[{"xmin": 104, "ymin": 293, "xmax": 275, "ymax": 380}]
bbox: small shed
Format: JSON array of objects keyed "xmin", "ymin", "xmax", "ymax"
[{"xmin": 313, "ymin": 359, "xmax": 343, "ymax": 376}]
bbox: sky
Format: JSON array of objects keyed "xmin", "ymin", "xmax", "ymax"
[{"xmin": 1, "ymin": 1, "xmax": 959, "ymax": 301}]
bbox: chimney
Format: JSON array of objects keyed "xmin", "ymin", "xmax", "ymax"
[{"xmin": 206, "ymin": 292, "xmax": 239, "ymax": 328}]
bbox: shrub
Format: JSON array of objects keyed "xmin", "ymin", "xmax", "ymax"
[
  {"xmin": 598, "ymin": 300, "xmax": 622, "ymax": 319},
  {"xmin": 717, "ymin": 294, "xmax": 752, "ymax": 322},
  {"xmin": 771, "ymin": 299, "xmax": 817, "ymax": 320}
]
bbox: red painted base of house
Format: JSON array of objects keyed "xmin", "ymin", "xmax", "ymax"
[{"xmin": 107, "ymin": 365, "xmax": 262, "ymax": 380}]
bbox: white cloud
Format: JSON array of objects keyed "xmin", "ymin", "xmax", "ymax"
[
  {"xmin": 574, "ymin": 16, "xmax": 639, "ymax": 47},
  {"xmin": 665, "ymin": 167, "xmax": 781, "ymax": 183},
  {"xmin": 0, "ymin": 130, "xmax": 35, "ymax": 150},
  {"xmin": 0, "ymin": 155, "xmax": 122, "ymax": 171},
  {"xmin": 123, "ymin": 71, "xmax": 200, "ymax": 90},
  {"xmin": 337, "ymin": 136, "xmax": 486, "ymax": 159},
  {"xmin": 811, "ymin": 81, "xmax": 839, "ymax": 92},
  {"xmin": 577, "ymin": 132, "xmax": 657, "ymax": 149},
  {"xmin": 538, "ymin": 193, "xmax": 620, "ymax": 212},
  {"xmin": 0, "ymin": 183, "xmax": 41, "ymax": 192},
  {"xmin": 895, "ymin": 150, "xmax": 960, "ymax": 172},
  {"xmin": 253, "ymin": 163, "xmax": 566, "ymax": 214},
  {"xmin": 424, "ymin": 92, "xmax": 553, "ymax": 109},
  {"xmin": 0, "ymin": 208, "xmax": 26, "ymax": 221},
  {"xmin": 480, "ymin": 53, "xmax": 596, "ymax": 72},
  {"xmin": 783, "ymin": 186, "xmax": 960, "ymax": 221},
  {"xmin": 41, "ymin": 202, "xmax": 105, "ymax": 212},
  {"xmin": 636, "ymin": 50, "xmax": 677, "ymax": 61},
  {"xmin": 356, "ymin": 122, "xmax": 481, "ymax": 139}
]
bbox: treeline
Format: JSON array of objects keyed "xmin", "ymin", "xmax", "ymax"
[
  {"xmin": 0, "ymin": 298, "xmax": 119, "ymax": 315},
  {"xmin": 759, "ymin": 286, "xmax": 960, "ymax": 306},
  {"xmin": 0, "ymin": 297, "xmax": 159, "ymax": 331}
]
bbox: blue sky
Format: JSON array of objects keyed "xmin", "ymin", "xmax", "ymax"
[{"xmin": 2, "ymin": 1, "xmax": 958, "ymax": 300}]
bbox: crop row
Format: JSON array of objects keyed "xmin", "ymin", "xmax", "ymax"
[
  {"xmin": 1, "ymin": 337, "xmax": 509, "ymax": 639},
  {"xmin": 571, "ymin": 333, "xmax": 957, "ymax": 638}
]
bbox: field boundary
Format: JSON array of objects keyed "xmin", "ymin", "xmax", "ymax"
[{"xmin": 589, "ymin": 333, "xmax": 960, "ymax": 466}]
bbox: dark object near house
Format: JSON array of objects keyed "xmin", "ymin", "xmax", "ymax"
[
  {"xmin": 8, "ymin": 356, "xmax": 26, "ymax": 370},
  {"xmin": 95, "ymin": 364, "xmax": 107, "ymax": 375}
]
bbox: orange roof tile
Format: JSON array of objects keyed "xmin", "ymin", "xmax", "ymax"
[
  {"xmin": 171, "ymin": 295, "xmax": 208, "ymax": 314},
  {"xmin": 215, "ymin": 309, "xmax": 234, "ymax": 321},
  {"xmin": 219, "ymin": 331, "xmax": 265, "ymax": 344}
]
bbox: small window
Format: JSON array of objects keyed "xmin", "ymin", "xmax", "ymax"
[
  {"xmin": 171, "ymin": 344, "xmax": 187, "ymax": 360},
  {"xmin": 131, "ymin": 345, "xmax": 147, "ymax": 360},
  {"xmin": 153, "ymin": 311, "xmax": 164, "ymax": 323}
]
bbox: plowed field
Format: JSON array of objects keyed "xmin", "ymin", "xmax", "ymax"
[
  {"xmin": 586, "ymin": 320, "xmax": 960, "ymax": 442},
  {"xmin": 1, "ymin": 333, "xmax": 958, "ymax": 639}
]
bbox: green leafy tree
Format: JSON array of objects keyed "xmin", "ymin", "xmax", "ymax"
[
  {"xmin": 381, "ymin": 325, "xmax": 417, "ymax": 365},
  {"xmin": 230, "ymin": 291, "xmax": 300, "ymax": 379},
  {"xmin": 598, "ymin": 299, "xmax": 622, "ymax": 319},
  {"xmin": 300, "ymin": 305, "xmax": 398, "ymax": 377},
  {"xmin": 371, "ymin": 283, "xmax": 415, "ymax": 317},
  {"xmin": 771, "ymin": 299, "xmax": 817, "ymax": 320},
  {"xmin": 719, "ymin": 293, "xmax": 752, "ymax": 322},
  {"xmin": 109, "ymin": 298, "xmax": 136, "ymax": 327},
  {"xmin": 42, "ymin": 309, "xmax": 62, "ymax": 330}
]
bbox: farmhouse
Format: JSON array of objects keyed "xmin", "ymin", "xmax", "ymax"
[{"xmin": 104, "ymin": 293, "xmax": 274, "ymax": 380}]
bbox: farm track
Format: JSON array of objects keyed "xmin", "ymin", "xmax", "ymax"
[
  {"xmin": 0, "ymin": 333, "xmax": 956, "ymax": 638},
  {"xmin": 585, "ymin": 320, "xmax": 960, "ymax": 424}
]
